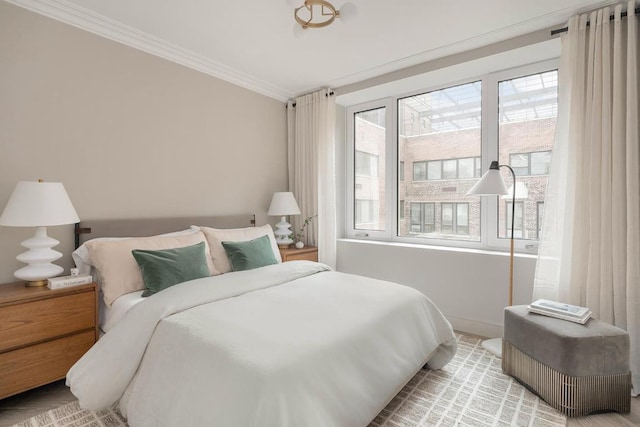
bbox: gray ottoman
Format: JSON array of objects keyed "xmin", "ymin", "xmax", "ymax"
[{"xmin": 502, "ymin": 305, "xmax": 631, "ymax": 417}]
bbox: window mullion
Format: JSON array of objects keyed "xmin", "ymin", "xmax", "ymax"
[
  {"xmin": 482, "ymin": 73, "xmax": 500, "ymax": 249},
  {"xmin": 387, "ymin": 98, "xmax": 397, "ymax": 239}
]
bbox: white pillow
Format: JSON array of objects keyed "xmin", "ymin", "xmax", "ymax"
[
  {"xmin": 200, "ymin": 224, "xmax": 281, "ymax": 274},
  {"xmin": 72, "ymin": 226, "xmax": 200, "ymax": 275},
  {"xmin": 85, "ymin": 230, "xmax": 215, "ymax": 307}
]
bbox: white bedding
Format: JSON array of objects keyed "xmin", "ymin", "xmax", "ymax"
[
  {"xmin": 67, "ymin": 261, "xmax": 456, "ymax": 427},
  {"xmin": 100, "ymin": 290, "xmax": 144, "ymax": 333}
]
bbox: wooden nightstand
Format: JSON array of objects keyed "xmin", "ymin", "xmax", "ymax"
[
  {"xmin": 0, "ymin": 282, "xmax": 98, "ymax": 399},
  {"xmin": 279, "ymin": 246, "xmax": 318, "ymax": 262}
]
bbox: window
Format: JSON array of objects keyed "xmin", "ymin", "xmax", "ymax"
[
  {"xmin": 509, "ymin": 151, "xmax": 552, "ymax": 176},
  {"xmin": 458, "ymin": 158, "xmax": 475, "ymax": 178},
  {"xmin": 414, "ymin": 158, "xmax": 481, "ymax": 180},
  {"xmin": 537, "ymin": 202, "xmax": 544, "ymax": 239},
  {"xmin": 347, "ymin": 60, "xmax": 558, "ymax": 252},
  {"xmin": 441, "ymin": 203, "xmax": 469, "ymax": 235},
  {"xmin": 353, "ymin": 107, "xmax": 386, "ymax": 232},
  {"xmin": 497, "ymin": 70, "xmax": 558, "ymax": 241},
  {"xmin": 505, "ymin": 202, "xmax": 524, "ymax": 238},
  {"xmin": 398, "ymin": 81, "xmax": 482, "ymax": 242},
  {"xmin": 413, "ymin": 162, "xmax": 427, "ymax": 181},
  {"xmin": 410, "ymin": 202, "xmax": 435, "ymax": 233},
  {"xmin": 427, "ymin": 161, "xmax": 441, "ymax": 180},
  {"xmin": 531, "ymin": 151, "xmax": 552, "ymax": 175}
]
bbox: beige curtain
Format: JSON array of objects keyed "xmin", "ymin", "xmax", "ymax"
[
  {"xmin": 533, "ymin": 2, "xmax": 639, "ymax": 395},
  {"xmin": 287, "ymin": 89, "xmax": 336, "ymax": 268}
]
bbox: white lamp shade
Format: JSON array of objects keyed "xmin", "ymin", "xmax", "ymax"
[
  {"xmin": 503, "ymin": 181, "xmax": 529, "ymax": 200},
  {"xmin": 466, "ymin": 169, "xmax": 509, "ymax": 196},
  {"xmin": 338, "ymin": 2, "xmax": 358, "ymax": 22},
  {"xmin": 0, "ymin": 181, "xmax": 79, "ymax": 227},
  {"xmin": 268, "ymin": 192, "xmax": 301, "ymax": 216}
]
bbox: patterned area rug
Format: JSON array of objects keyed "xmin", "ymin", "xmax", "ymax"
[
  {"xmin": 370, "ymin": 334, "xmax": 566, "ymax": 426},
  {"xmin": 13, "ymin": 334, "xmax": 566, "ymax": 427}
]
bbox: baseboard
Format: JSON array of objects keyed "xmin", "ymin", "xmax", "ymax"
[{"xmin": 446, "ymin": 314, "xmax": 503, "ymax": 339}]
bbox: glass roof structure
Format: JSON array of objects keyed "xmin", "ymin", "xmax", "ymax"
[{"xmin": 398, "ymin": 71, "xmax": 558, "ymax": 137}]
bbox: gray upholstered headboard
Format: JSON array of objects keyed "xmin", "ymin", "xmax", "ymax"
[{"xmin": 74, "ymin": 214, "xmax": 256, "ymax": 248}]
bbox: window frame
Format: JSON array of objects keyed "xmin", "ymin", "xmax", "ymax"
[
  {"xmin": 346, "ymin": 99, "xmax": 394, "ymax": 239},
  {"xmin": 509, "ymin": 150, "xmax": 552, "ymax": 176},
  {"xmin": 345, "ymin": 59, "xmax": 558, "ymax": 253},
  {"xmin": 409, "ymin": 202, "xmax": 435, "ymax": 233}
]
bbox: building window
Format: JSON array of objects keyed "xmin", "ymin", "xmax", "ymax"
[
  {"xmin": 413, "ymin": 157, "xmax": 481, "ymax": 181},
  {"xmin": 347, "ymin": 61, "xmax": 558, "ymax": 251},
  {"xmin": 505, "ymin": 202, "xmax": 524, "ymax": 238},
  {"xmin": 427, "ymin": 161, "xmax": 441, "ymax": 180},
  {"xmin": 509, "ymin": 151, "xmax": 552, "ymax": 176},
  {"xmin": 537, "ymin": 202, "xmax": 544, "ymax": 239},
  {"xmin": 441, "ymin": 203, "xmax": 469, "ymax": 235},
  {"xmin": 457, "ymin": 157, "xmax": 475, "ymax": 178},
  {"xmin": 410, "ymin": 203, "xmax": 435, "ymax": 233},
  {"xmin": 413, "ymin": 162, "xmax": 427, "ymax": 181}
]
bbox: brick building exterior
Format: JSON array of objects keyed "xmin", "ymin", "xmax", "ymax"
[{"xmin": 355, "ymin": 115, "xmax": 556, "ymax": 241}]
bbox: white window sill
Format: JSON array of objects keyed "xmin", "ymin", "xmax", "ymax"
[{"xmin": 337, "ymin": 238, "xmax": 538, "ymax": 260}]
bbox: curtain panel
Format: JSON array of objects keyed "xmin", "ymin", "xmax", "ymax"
[
  {"xmin": 287, "ymin": 89, "xmax": 337, "ymax": 268},
  {"xmin": 533, "ymin": 2, "xmax": 639, "ymax": 395}
]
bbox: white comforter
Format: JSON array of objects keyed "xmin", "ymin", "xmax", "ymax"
[{"xmin": 67, "ymin": 261, "xmax": 456, "ymax": 427}]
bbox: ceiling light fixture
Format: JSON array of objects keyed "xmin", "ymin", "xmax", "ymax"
[{"xmin": 288, "ymin": 0, "xmax": 357, "ymax": 31}]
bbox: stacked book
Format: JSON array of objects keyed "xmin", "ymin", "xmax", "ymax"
[
  {"xmin": 47, "ymin": 274, "xmax": 92, "ymax": 290},
  {"xmin": 528, "ymin": 299, "xmax": 592, "ymax": 324}
]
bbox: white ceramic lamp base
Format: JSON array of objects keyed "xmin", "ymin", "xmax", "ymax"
[
  {"xmin": 273, "ymin": 216, "xmax": 293, "ymax": 248},
  {"xmin": 481, "ymin": 337, "xmax": 503, "ymax": 358},
  {"xmin": 14, "ymin": 226, "xmax": 64, "ymax": 286}
]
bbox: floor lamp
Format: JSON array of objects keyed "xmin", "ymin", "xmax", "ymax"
[{"xmin": 466, "ymin": 160, "xmax": 517, "ymax": 358}]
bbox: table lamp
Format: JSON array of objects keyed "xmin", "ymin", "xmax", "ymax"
[
  {"xmin": 267, "ymin": 192, "xmax": 301, "ymax": 248},
  {"xmin": 0, "ymin": 180, "xmax": 79, "ymax": 286}
]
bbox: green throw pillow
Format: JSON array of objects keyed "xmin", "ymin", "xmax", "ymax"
[
  {"xmin": 132, "ymin": 241, "xmax": 210, "ymax": 297},
  {"xmin": 221, "ymin": 234, "xmax": 278, "ymax": 272}
]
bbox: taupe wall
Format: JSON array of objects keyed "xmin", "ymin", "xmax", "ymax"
[{"xmin": 0, "ymin": 2, "xmax": 288, "ymax": 283}]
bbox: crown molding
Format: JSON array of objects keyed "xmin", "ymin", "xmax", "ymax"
[{"xmin": 6, "ymin": 0, "xmax": 291, "ymax": 102}]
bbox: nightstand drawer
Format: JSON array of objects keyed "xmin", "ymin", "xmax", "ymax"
[
  {"xmin": 286, "ymin": 251, "xmax": 318, "ymax": 262},
  {"xmin": 0, "ymin": 330, "xmax": 94, "ymax": 399},
  {"xmin": 0, "ymin": 292, "xmax": 96, "ymax": 352}
]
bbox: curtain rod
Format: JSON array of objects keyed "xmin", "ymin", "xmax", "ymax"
[
  {"xmin": 287, "ymin": 90, "xmax": 335, "ymax": 108},
  {"xmin": 551, "ymin": 7, "xmax": 639, "ymax": 36}
]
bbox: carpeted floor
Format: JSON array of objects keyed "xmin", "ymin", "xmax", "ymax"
[{"xmin": 12, "ymin": 334, "xmax": 566, "ymax": 427}]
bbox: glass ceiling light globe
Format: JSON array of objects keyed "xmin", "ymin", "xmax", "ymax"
[
  {"xmin": 287, "ymin": 0, "xmax": 306, "ymax": 8},
  {"xmin": 338, "ymin": 2, "xmax": 357, "ymax": 23}
]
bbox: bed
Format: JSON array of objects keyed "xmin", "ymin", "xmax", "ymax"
[{"xmin": 66, "ymin": 215, "xmax": 457, "ymax": 427}]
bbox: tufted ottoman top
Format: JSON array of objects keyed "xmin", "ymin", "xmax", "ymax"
[{"xmin": 504, "ymin": 305, "xmax": 629, "ymax": 377}]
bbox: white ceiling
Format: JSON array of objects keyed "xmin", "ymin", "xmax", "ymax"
[{"xmin": 11, "ymin": 0, "xmax": 617, "ymax": 101}]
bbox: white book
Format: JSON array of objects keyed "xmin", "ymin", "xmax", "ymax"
[
  {"xmin": 47, "ymin": 274, "xmax": 93, "ymax": 290},
  {"xmin": 528, "ymin": 299, "xmax": 592, "ymax": 324}
]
